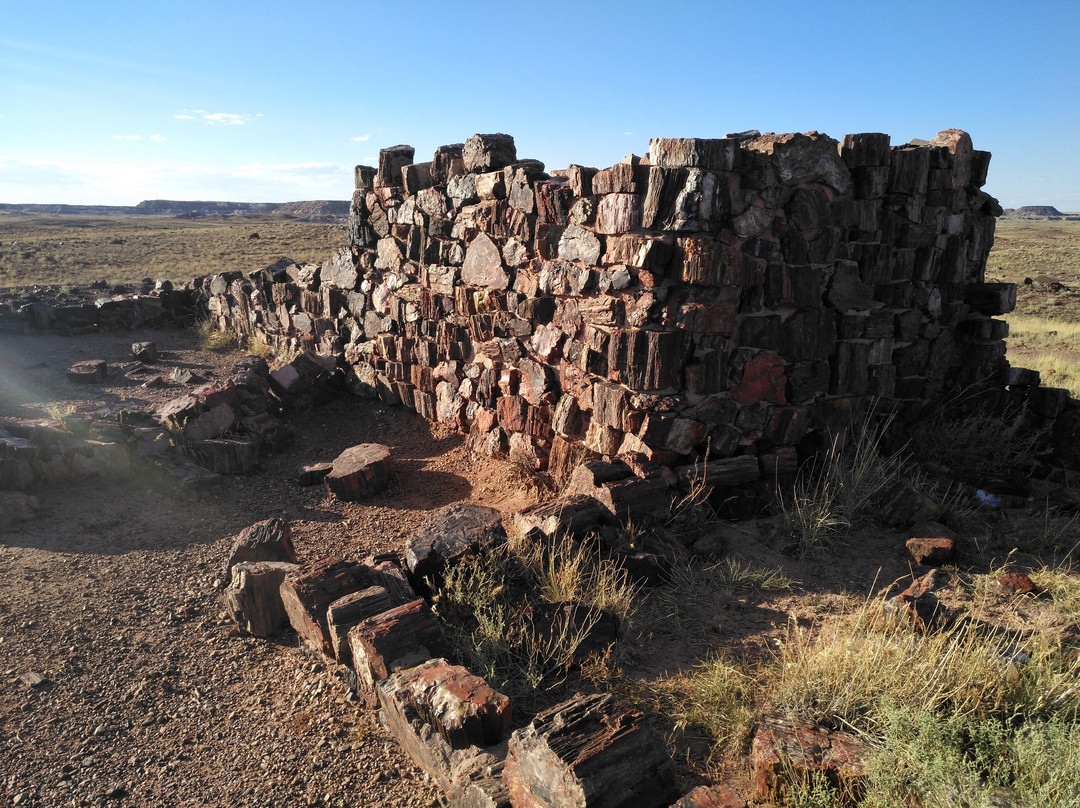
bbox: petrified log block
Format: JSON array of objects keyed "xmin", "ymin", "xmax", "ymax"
[
  {"xmin": 68, "ymin": 359, "xmax": 107, "ymax": 383},
  {"xmin": 463, "ymin": 133, "xmax": 517, "ymax": 173},
  {"xmin": 461, "ymin": 232, "xmax": 509, "ymax": 290},
  {"xmin": 378, "ymin": 144, "xmax": 415, "ymax": 187},
  {"xmin": 348, "ymin": 598, "xmax": 442, "ymax": 705},
  {"xmin": 449, "ymin": 769, "xmax": 512, "ymax": 808},
  {"xmin": 965, "ymin": 282, "xmax": 1017, "ymax": 316},
  {"xmin": 182, "ymin": 402, "xmax": 236, "ymax": 442},
  {"xmin": 223, "ymin": 561, "xmax": 298, "ymax": 637},
  {"xmin": 297, "ymin": 461, "xmax": 333, "ymax": 486},
  {"xmin": 268, "ymin": 350, "xmax": 333, "ymax": 399},
  {"xmin": 513, "ymin": 495, "xmax": 611, "ymax": 541},
  {"xmin": 648, "ymin": 137, "xmax": 737, "ymax": 171},
  {"xmin": 187, "ymin": 438, "xmax": 258, "ymax": 474},
  {"xmin": 378, "ymin": 658, "xmax": 512, "ymax": 790},
  {"xmin": 223, "ymin": 516, "xmax": 297, "ymax": 581},
  {"xmin": 750, "ymin": 714, "xmax": 868, "ymax": 802},
  {"xmin": 279, "ymin": 556, "xmax": 375, "ymax": 655},
  {"xmin": 327, "ymin": 585, "xmax": 396, "ymax": 665},
  {"xmin": 673, "ymin": 460, "xmax": 760, "ymax": 492},
  {"xmin": 503, "ymin": 692, "xmax": 679, "ymax": 808},
  {"xmin": 405, "ymin": 503, "xmax": 506, "ymax": 589},
  {"xmin": 324, "ymin": 443, "xmax": 392, "ymax": 501}
]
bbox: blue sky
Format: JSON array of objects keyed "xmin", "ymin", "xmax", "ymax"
[{"xmin": 1, "ymin": 0, "xmax": 1077, "ymax": 209}]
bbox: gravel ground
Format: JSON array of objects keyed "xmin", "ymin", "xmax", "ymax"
[{"xmin": 0, "ymin": 328, "xmax": 538, "ymax": 808}]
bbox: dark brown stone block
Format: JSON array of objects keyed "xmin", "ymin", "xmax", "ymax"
[{"xmin": 503, "ymin": 692, "xmax": 679, "ymax": 808}]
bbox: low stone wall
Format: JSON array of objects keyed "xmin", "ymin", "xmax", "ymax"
[{"xmin": 194, "ymin": 129, "xmax": 1037, "ymax": 481}]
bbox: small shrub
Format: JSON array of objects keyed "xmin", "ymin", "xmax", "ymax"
[
  {"xmin": 775, "ymin": 411, "xmax": 907, "ymax": 556},
  {"xmin": 863, "ymin": 706, "xmax": 1080, "ymax": 808},
  {"xmin": 431, "ymin": 532, "xmax": 637, "ymax": 706},
  {"xmin": 907, "ymin": 401, "xmax": 1046, "ymax": 483},
  {"xmin": 648, "ymin": 655, "xmax": 756, "ymax": 763},
  {"xmin": 193, "ymin": 318, "xmax": 242, "ymax": 351}
]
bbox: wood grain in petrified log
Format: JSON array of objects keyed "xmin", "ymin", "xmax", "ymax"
[
  {"xmin": 223, "ymin": 516, "xmax": 296, "ymax": 581},
  {"xmin": 378, "ymin": 658, "xmax": 512, "ymax": 791},
  {"xmin": 448, "ymin": 764, "xmax": 512, "ymax": 808},
  {"xmin": 348, "ymin": 598, "xmax": 443, "ymax": 706},
  {"xmin": 503, "ymin": 692, "xmax": 678, "ymax": 808},
  {"xmin": 324, "ymin": 442, "xmax": 392, "ymax": 501},
  {"xmin": 279, "ymin": 556, "xmax": 376, "ymax": 656},
  {"xmin": 327, "ymin": 585, "xmax": 396, "ymax": 665},
  {"xmin": 223, "ymin": 561, "xmax": 298, "ymax": 637},
  {"xmin": 186, "ymin": 438, "xmax": 258, "ymax": 475}
]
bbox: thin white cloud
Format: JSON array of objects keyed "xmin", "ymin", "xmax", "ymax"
[
  {"xmin": 351, "ymin": 134, "xmax": 371, "ymax": 142},
  {"xmin": 113, "ymin": 135, "xmax": 142, "ymax": 140},
  {"xmin": 0, "ymin": 154, "xmax": 354, "ymax": 205},
  {"xmin": 624, "ymin": 131, "xmax": 634, "ymax": 135},
  {"xmin": 362, "ymin": 156, "xmax": 376, "ymax": 163},
  {"xmin": 175, "ymin": 110, "xmax": 261, "ymax": 126},
  {"xmin": 150, "ymin": 134, "xmax": 167, "ymax": 141}
]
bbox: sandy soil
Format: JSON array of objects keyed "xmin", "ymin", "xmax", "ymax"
[{"xmin": 0, "ymin": 326, "xmax": 538, "ymax": 808}]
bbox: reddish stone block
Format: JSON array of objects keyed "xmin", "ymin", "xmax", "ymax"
[
  {"xmin": 906, "ymin": 537, "xmax": 955, "ymax": 565},
  {"xmin": 998, "ymin": 572, "xmax": 1036, "ymax": 594},
  {"xmin": 731, "ymin": 352, "xmax": 786, "ymax": 405},
  {"xmin": 751, "ymin": 715, "xmax": 868, "ymax": 803}
]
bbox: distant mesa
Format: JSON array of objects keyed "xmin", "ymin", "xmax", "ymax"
[
  {"xmin": 0, "ymin": 199, "xmax": 349, "ymax": 221},
  {"xmin": 1000, "ymin": 205, "xmax": 1069, "ymax": 219}
]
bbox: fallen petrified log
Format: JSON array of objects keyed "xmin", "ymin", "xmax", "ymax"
[
  {"xmin": 503, "ymin": 692, "xmax": 679, "ymax": 808},
  {"xmin": 279, "ymin": 556, "xmax": 377, "ymax": 655}
]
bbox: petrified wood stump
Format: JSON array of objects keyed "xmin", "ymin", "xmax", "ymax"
[
  {"xmin": 324, "ymin": 443, "xmax": 392, "ymax": 501},
  {"xmin": 68, "ymin": 359, "xmax": 107, "ymax": 383},
  {"xmin": 188, "ymin": 438, "xmax": 258, "ymax": 474},
  {"xmin": 503, "ymin": 692, "xmax": 679, "ymax": 808},
  {"xmin": 223, "ymin": 561, "xmax": 298, "ymax": 637}
]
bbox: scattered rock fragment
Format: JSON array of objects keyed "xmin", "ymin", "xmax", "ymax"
[
  {"xmin": 998, "ymin": 571, "xmax": 1036, "ymax": 594},
  {"xmin": 750, "ymin": 714, "xmax": 868, "ymax": 802},
  {"xmin": 131, "ymin": 341, "xmax": 157, "ymax": 362},
  {"xmin": 67, "ymin": 359, "xmax": 107, "ymax": 383}
]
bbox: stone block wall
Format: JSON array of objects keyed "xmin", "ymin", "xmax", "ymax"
[{"xmin": 197, "ymin": 129, "xmax": 1016, "ymax": 482}]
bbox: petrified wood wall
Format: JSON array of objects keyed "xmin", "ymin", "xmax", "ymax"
[{"xmin": 197, "ymin": 129, "xmax": 1015, "ymax": 481}]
